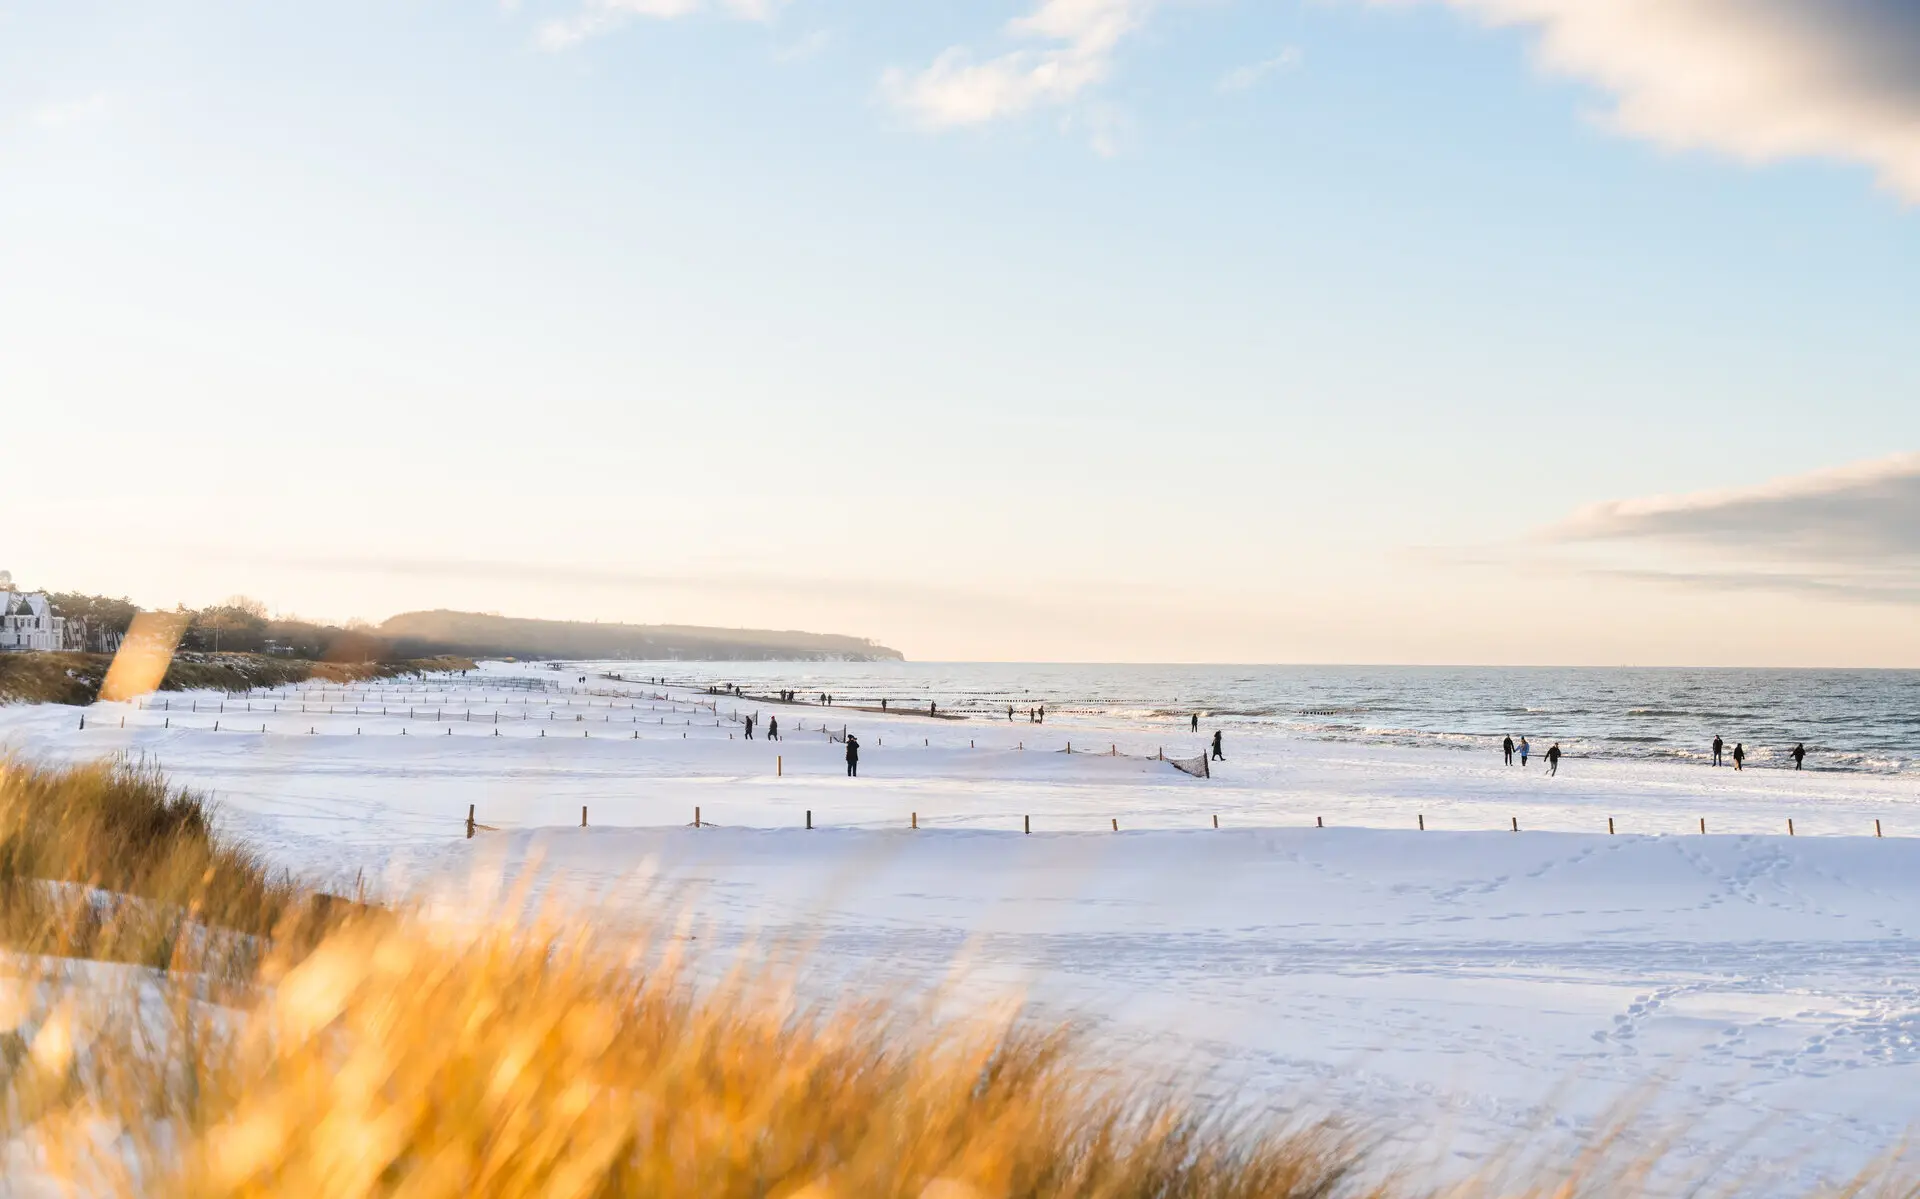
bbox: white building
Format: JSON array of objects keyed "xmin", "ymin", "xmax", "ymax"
[{"xmin": 1, "ymin": 585, "xmax": 67, "ymax": 652}]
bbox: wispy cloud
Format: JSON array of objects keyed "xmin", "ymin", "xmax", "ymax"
[
  {"xmin": 1541, "ymin": 453, "xmax": 1920, "ymax": 604},
  {"xmin": 29, "ymin": 93, "xmax": 112, "ymax": 129},
  {"xmin": 538, "ymin": 0, "xmax": 783, "ymax": 50},
  {"xmin": 1216, "ymin": 48, "xmax": 1302, "ymax": 94},
  {"xmin": 1380, "ymin": 0, "xmax": 1920, "ymax": 200},
  {"xmin": 881, "ymin": 0, "xmax": 1156, "ymax": 132}
]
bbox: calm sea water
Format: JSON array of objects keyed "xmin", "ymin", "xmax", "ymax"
[{"xmin": 581, "ymin": 662, "xmax": 1920, "ymax": 775}]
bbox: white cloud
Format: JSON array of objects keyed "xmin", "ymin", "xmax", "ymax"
[
  {"xmin": 1216, "ymin": 47, "xmax": 1302, "ymax": 94},
  {"xmin": 539, "ymin": 0, "xmax": 783, "ymax": 50},
  {"xmin": 1546, "ymin": 453, "xmax": 1920, "ymax": 604},
  {"xmin": 1389, "ymin": 0, "xmax": 1920, "ymax": 200},
  {"xmin": 882, "ymin": 0, "xmax": 1156, "ymax": 130},
  {"xmin": 29, "ymin": 93, "xmax": 112, "ymax": 129}
]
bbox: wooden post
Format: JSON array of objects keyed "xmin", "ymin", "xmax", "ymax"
[
  {"xmin": 1317, "ymin": 816, "xmax": 1323, "ymax": 828},
  {"xmin": 466, "ymin": 804, "xmax": 475, "ymax": 839},
  {"xmin": 778, "ymin": 755, "xmax": 783, "ymax": 777},
  {"xmin": 912, "ymin": 812, "xmax": 918, "ymax": 829},
  {"xmin": 1511, "ymin": 816, "xmax": 1518, "ymax": 832},
  {"xmin": 1111, "ymin": 817, "xmax": 1118, "ymax": 832},
  {"xmin": 806, "ymin": 810, "xmax": 812, "ymax": 830},
  {"xmin": 1212, "ymin": 813, "xmax": 1219, "ymax": 829},
  {"xmin": 582, "ymin": 806, "xmax": 588, "ymax": 828},
  {"xmin": 1787, "ymin": 818, "xmax": 1794, "ymax": 836},
  {"xmin": 1418, "ymin": 814, "xmax": 1425, "ymax": 831},
  {"xmin": 1024, "ymin": 814, "xmax": 1030, "ymax": 835},
  {"xmin": 79, "ymin": 714, "xmax": 85, "ymax": 730},
  {"xmin": 1700, "ymin": 817, "xmax": 1706, "ymax": 835},
  {"xmin": 1877, "ymin": 819, "xmax": 1883, "ymax": 838},
  {"xmin": 1608, "ymin": 817, "xmax": 1614, "ymax": 835},
  {"xmin": 695, "ymin": 806, "xmax": 702, "ymax": 828}
]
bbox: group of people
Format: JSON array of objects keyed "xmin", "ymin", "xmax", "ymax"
[
  {"xmin": 741, "ymin": 713, "xmax": 779, "ymax": 741},
  {"xmin": 1500, "ymin": 735, "xmax": 1564, "ymax": 776},
  {"xmin": 1710, "ymin": 736, "xmax": 1807, "ymax": 770},
  {"xmin": 1007, "ymin": 705, "xmax": 1046, "ymax": 723}
]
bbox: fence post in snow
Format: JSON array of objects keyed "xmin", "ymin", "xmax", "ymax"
[
  {"xmin": 1700, "ymin": 818, "xmax": 1707, "ymax": 834},
  {"xmin": 777, "ymin": 756, "xmax": 782, "ymax": 777},
  {"xmin": 466, "ymin": 804, "xmax": 475, "ymax": 839},
  {"xmin": 582, "ymin": 806, "xmax": 587, "ymax": 828},
  {"xmin": 1111, "ymin": 818, "xmax": 1118, "ymax": 832},
  {"xmin": 695, "ymin": 806, "xmax": 702, "ymax": 828},
  {"xmin": 1317, "ymin": 816, "xmax": 1324, "ymax": 828},
  {"xmin": 806, "ymin": 810, "xmax": 812, "ymax": 830},
  {"xmin": 1418, "ymin": 814, "xmax": 1425, "ymax": 831},
  {"xmin": 1024, "ymin": 815, "xmax": 1030, "ymax": 835},
  {"xmin": 1511, "ymin": 817, "xmax": 1518, "ymax": 833},
  {"xmin": 1788, "ymin": 818, "xmax": 1794, "ymax": 836},
  {"xmin": 1877, "ymin": 819, "xmax": 1883, "ymax": 838},
  {"xmin": 1608, "ymin": 817, "xmax": 1614, "ymax": 835}
]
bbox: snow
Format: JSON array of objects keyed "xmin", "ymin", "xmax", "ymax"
[{"xmin": 5, "ymin": 658, "xmax": 1920, "ymax": 1189}]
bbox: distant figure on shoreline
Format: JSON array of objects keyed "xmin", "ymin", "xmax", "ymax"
[
  {"xmin": 1038, "ymin": 705, "xmax": 1046, "ymax": 724},
  {"xmin": 845, "ymin": 733, "xmax": 860, "ymax": 777},
  {"xmin": 1502, "ymin": 735, "xmax": 1514, "ymax": 765},
  {"xmin": 881, "ymin": 698, "xmax": 888, "ymax": 711},
  {"xmin": 1008, "ymin": 705, "xmax": 1015, "ymax": 721},
  {"xmin": 1733, "ymin": 742, "xmax": 1745, "ymax": 771},
  {"xmin": 1211, "ymin": 729, "xmax": 1224, "ymax": 762},
  {"xmin": 1546, "ymin": 742, "xmax": 1561, "ymax": 776},
  {"xmin": 767, "ymin": 715, "xmax": 779, "ymax": 741},
  {"xmin": 1712, "ymin": 735, "xmax": 1724, "ymax": 767},
  {"xmin": 1191, "ymin": 713, "xmax": 1199, "ymax": 733},
  {"xmin": 1518, "ymin": 737, "xmax": 1530, "ymax": 767},
  {"xmin": 1793, "ymin": 742, "xmax": 1806, "ymax": 769}
]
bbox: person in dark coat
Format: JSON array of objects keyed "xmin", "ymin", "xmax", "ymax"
[
  {"xmin": 1211, "ymin": 729, "xmax": 1224, "ymax": 761},
  {"xmin": 1502, "ymin": 735, "xmax": 1514, "ymax": 765},
  {"xmin": 1792, "ymin": 742, "xmax": 1806, "ymax": 769},
  {"xmin": 845, "ymin": 734, "xmax": 860, "ymax": 777},
  {"xmin": 768, "ymin": 715, "xmax": 779, "ymax": 741},
  {"xmin": 1712, "ymin": 735, "xmax": 1724, "ymax": 767},
  {"xmin": 1191, "ymin": 713, "xmax": 1199, "ymax": 732},
  {"xmin": 1732, "ymin": 742, "xmax": 1745, "ymax": 771},
  {"xmin": 1546, "ymin": 742, "xmax": 1562, "ymax": 776}
]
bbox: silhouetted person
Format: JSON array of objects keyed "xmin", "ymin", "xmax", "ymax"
[
  {"xmin": 744, "ymin": 716, "xmax": 754, "ymax": 740},
  {"xmin": 1191, "ymin": 713, "xmax": 1199, "ymax": 733},
  {"xmin": 881, "ymin": 698, "xmax": 888, "ymax": 711},
  {"xmin": 768, "ymin": 716, "xmax": 779, "ymax": 741},
  {"xmin": 845, "ymin": 734, "xmax": 860, "ymax": 777},
  {"xmin": 1712, "ymin": 735, "xmax": 1724, "ymax": 767},
  {"xmin": 1211, "ymin": 730, "xmax": 1224, "ymax": 761},
  {"xmin": 1518, "ymin": 736, "xmax": 1530, "ymax": 766},
  {"xmin": 1008, "ymin": 705, "xmax": 1015, "ymax": 721},
  {"xmin": 1733, "ymin": 742, "xmax": 1744, "ymax": 771},
  {"xmin": 1547, "ymin": 742, "xmax": 1561, "ymax": 776},
  {"xmin": 930, "ymin": 700, "xmax": 937, "ymax": 716},
  {"xmin": 1038, "ymin": 705, "xmax": 1046, "ymax": 724},
  {"xmin": 1502, "ymin": 735, "xmax": 1514, "ymax": 765},
  {"xmin": 1792, "ymin": 742, "xmax": 1806, "ymax": 769}
]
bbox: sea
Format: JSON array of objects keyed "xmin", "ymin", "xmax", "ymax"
[{"xmin": 578, "ymin": 661, "xmax": 1920, "ymax": 775}]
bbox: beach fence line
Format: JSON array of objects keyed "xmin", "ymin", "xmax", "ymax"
[{"xmin": 454, "ymin": 805, "xmax": 1899, "ymax": 840}]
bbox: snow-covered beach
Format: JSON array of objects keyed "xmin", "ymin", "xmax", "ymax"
[{"xmin": 5, "ymin": 658, "xmax": 1920, "ymax": 1189}]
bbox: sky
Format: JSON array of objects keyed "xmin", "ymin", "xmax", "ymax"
[{"xmin": 3, "ymin": 0, "xmax": 1919, "ymax": 665}]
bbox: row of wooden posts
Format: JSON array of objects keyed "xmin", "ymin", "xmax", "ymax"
[{"xmin": 465, "ymin": 808, "xmax": 1887, "ymax": 839}]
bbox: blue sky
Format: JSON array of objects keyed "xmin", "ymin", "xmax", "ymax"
[{"xmin": 4, "ymin": 0, "xmax": 1919, "ymax": 663}]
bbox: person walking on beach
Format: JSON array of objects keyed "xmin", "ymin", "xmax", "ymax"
[
  {"xmin": 1038, "ymin": 705, "xmax": 1046, "ymax": 724},
  {"xmin": 1712, "ymin": 735, "xmax": 1724, "ymax": 767},
  {"xmin": 1008, "ymin": 705, "xmax": 1015, "ymax": 721},
  {"xmin": 1732, "ymin": 742, "xmax": 1745, "ymax": 771},
  {"xmin": 1793, "ymin": 742, "xmax": 1806, "ymax": 769},
  {"xmin": 1502, "ymin": 735, "xmax": 1514, "ymax": 765},
  {"xmin": 744, "ymin": 715, "xmax": 754, "ymax": 740},
  {"xmin": 1192, "ymin": 713, "xmax": 1200, "ymax": 733},
  {"xmin": 1211, "ymin": 729, "xmax": 1224, "ymax": 762},
  {"xmin": 767, "ymin": 715, "xmax": 779, "ymax": 741},
  {"xmin": 1518, "ymin": 737, "xmax": 1530, "ymax": 767},
  {"xmin": 845, "ymin": 734, "xmax": 860, "ymax": 778},
  {"xmin": 1546, "ymin": 742, "xmax": 1561, "ymax": 776}
]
